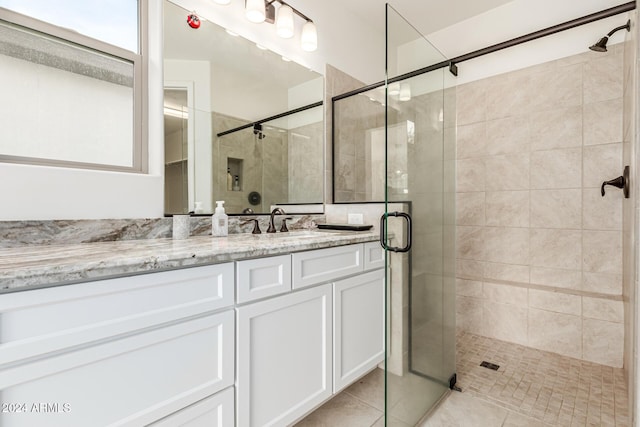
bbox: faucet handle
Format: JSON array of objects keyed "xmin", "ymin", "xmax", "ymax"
[
  {"xmin": 252, "ymin": 219, "xmax": 262, "ymax": 234},
  {"xmin": 280, "ymin": 217, "xmax": 293, "ymax": 233}
]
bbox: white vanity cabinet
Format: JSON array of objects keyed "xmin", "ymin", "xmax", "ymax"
[
  {"xmin": 0, "ymin": 264, "xmax": 235, "ymax": 427},
  {"xmin": 236, "ymin": 243, "xmax": 385, "ymax": 426}
]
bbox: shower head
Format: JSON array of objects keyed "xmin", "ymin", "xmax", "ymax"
[
  {"xmin": 253, "ymin": 123, "xmax": 266, "ymax": 139},
  {"xmin": 589, "ymin": 19, "xmax": 631, "ymax": 52}
]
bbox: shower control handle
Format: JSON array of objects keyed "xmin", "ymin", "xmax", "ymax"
[{"xmin": 601, "ymin": 166, "xmax": 630, "ymax": 198}]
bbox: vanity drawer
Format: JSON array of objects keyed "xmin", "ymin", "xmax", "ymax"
[
  {"xmin": 0, "ymin": 263, "xmax": 234, "ymax": 366},
  {"xmin": 236, "ymin": 255, "xmax": 292, "ymax": 303},
  {"xmin": 292, "ymin": 244, "xmax": 364, "ymax": 289},
  {"xmin": 150, "ymin": 387, "xmax": 235, "ymax": 427},
  {"xmin": 0, "ymin": 310, "xmax": 235, "ymax": 427},
  {"xmin": 363, "ymin": 241, "xmax": 385, "ymax": 271}
]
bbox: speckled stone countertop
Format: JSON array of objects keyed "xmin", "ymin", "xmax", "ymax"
[{"xmin": 0, "ymin": 230, "xmax": 379, "ymax": 292}]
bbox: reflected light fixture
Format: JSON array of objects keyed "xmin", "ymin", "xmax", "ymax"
[
  {"xmin": 276, "ymin": 4, "xmax": 294, "ymax": 38},
  {"xmin": 245, "ymin": 0, "xmax": 266, "ymax": 23},
  {"xmin": 388, "ymin": 82, "xmax": 400, "ymax": 96},
  {"xmin": 399, "ymin": 83, "xmax": 411, "ymax": 101}
]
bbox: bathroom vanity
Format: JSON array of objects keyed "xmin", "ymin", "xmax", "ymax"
[{"xmin": 0, "ymin": 231, "xmax": 384, "ymax": 426}]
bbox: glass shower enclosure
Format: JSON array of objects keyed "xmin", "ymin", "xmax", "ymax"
[{"xmin": 381, "ymin": 5, "xmax": 456, "ymax": 425}]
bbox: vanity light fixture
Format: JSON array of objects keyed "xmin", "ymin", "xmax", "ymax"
[
  {"xmin": 301, "ymin": 20, "xmax": 318, "ymax": 52},
  {"xmin": 276, "ymin": 4, "xmax": 294, "ymax": 38},
  {"xmin": 239, "ymin": 0, "xmax": 317, "ymax": 51},
  {"xmin": 245, "ymin": 0, "xmax": 266, "ymax": 23}
]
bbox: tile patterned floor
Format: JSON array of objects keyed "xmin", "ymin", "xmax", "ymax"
[
  {"xmin": 455, "ymin": 331, "xmax": 630, "ymax": 427},
  {"xmin": 295, "ymin": 331, "xmax": 630, "ymax": 426}
]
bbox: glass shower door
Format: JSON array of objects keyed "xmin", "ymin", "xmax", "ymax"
[{"xmin": 382, "ymin": 4, "xmax": 456, "ymax": 425}]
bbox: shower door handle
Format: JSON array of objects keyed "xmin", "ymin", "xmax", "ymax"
[{"xmin": 380, "ymin": 212, "xmax": 412, "ymax": 253}]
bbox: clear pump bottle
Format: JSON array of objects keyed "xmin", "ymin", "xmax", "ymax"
[{"xmin": 212, "ymin": 200, "xmax": 228, "ymax": 237}]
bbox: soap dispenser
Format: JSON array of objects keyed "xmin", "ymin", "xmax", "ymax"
[{"xmin": 212, "ymin": 200, "xmax": 228, "ymax": 237}]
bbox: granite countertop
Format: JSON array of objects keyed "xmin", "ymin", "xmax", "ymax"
[{"xmin": 0, "ymin": 230, "xmax": 379, "ymax": 292}]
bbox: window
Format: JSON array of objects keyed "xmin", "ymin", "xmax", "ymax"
[{"xmin": 0, "ymin": 1, "xmax": 146, "ymax": 172}]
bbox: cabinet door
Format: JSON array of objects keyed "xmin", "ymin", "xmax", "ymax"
[
  {"xmin": 334, "ymin": 269, "xmax": 385, "ymax": 392},
  {"xmin": 236, "ymin": 284, "xmax": 332, "ymax": 427},
  {"xmin": 150, "ymin": 387, "xmax": 234, "ymax": 427}
]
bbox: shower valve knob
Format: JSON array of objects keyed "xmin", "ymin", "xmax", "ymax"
[{"xmin": 601, "ymin": 166, "xmax": 630, "ymax": 198}]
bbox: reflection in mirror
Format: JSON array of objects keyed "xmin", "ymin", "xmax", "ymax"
[
  {"xmin": 164, "ymin": 89, "xmax": 189, "ymax": 214},
  {"xmin": 163, "ymin": 0, "xmax": 324, "ymax": 215},
  {"xmin": 214, "ymin": 105, "xmax": 324, "ymax": 214}
]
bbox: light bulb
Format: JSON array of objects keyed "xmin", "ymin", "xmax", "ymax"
[
  {"xmin": 399, "ymin": 82, "xmax": 411, "ymax": 101},
  {"xmin": 301, "ymin": 21, "xmax": 317, "ymax": 52},
  {"xmin": 245, "ymin": 0, "xmax": 265, "ymax": 23},
  {"xmin": 276, "ymin": 5, "xmax": 294, "ymax": 38}
]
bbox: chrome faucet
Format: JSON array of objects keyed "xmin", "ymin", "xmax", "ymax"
[{"xmin": 267, "ymin": 207, "xmax": 285, "ymax": 233}]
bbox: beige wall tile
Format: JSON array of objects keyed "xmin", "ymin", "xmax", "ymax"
[
  {"xmin": 530, "ymin": 189, "xmax": 582, "ymax": 229},
  {"xmin": 484, "ymin": 262, "xmax": 530, "ymax": 283},
  {"xmin": 583, "ymin": 52, "xmax": 623, "ymax": 104},
  {"xmin": 457, "ymin": 158, "xmax": 485, "ymax": 192},
  {"xmin": 583, "ymin": 297, "xmax": 623, "ymax": 323},
  {"xmin": 484, "ymin": 227, "xmax": 530, "ymax": 265},
  {"xmin": 485, "ymin": 74, "xmax": 531, "ymax": 120},
  {"xmin": 530, "ymin": 267, "xmax": 581, "ymax": 290},
  {"xmin": 582, "ymin": 272, "xmax": 622, "ymax": 295},
  {"xmin": 457, "ymin": 259, "xmax": 484, "ymax": 280},
  {"xmin": 457, "ymin": 296, "xmax": 483, "ymax": 335},
  {"xmin": 583, "ymin": 98, "xmax": 623, "ymax": 146},
  {"xmin": 457, "ymin": 122, "xmax": 487, "ymax": 159},
  {"xmin": 486, "ymin": 115, "xmax": 530, "ymax": 156},
  {"xmin": 529, "ymin": 106, "xmax": 582, "ymax": 151},
  {"xmin": 528, "ymin": 64, "xmax": 582, "ymax": 112},
  {"xmin": 529, "ymin": 289, "xmax": 581, "ymax": 315},
  {"xmin": 456, "ymin": 81, "xmax": 486, "ymax": 126},
  {"xmin": 528, "ymin": 308, "xmax": 582, "ymax": 359},
  {"xmin": 457, "ymin": 279, "xmax": 483, "ymax": 298},
  {"xmin": 583, "ymin": 143, "xmax": 623, "ymax": 188},
  {"xmin": 456, "ymin": 192, "xmax": 485, "ymax": 226},
  {"xmin": 483, "ymin": 282, "xmax": 528, "ymax": 306},
  {"xmin": 583, "ymin": 188, "xmax": 622, "ymax": 230},
  {"xmin": 456, "ymin": 226, "xmax": 484, "ymax": 260},
  {"xmin": 484, "ymin": 301, "xmax": 528, "ymax": 345},
  {"xmin": 485, "ymin": 191, "xmax": 529, "ymax": 227},
  {"xmin": 530, "ymin": 148, "xmax": 582, "ymax": 189},
  {"xmin": 582, "ymin": 318, "xmax": 623, "ymax": 367},
  {"xmin": 530, "ymin": 228, "xmax": 582, "ymax": 270},
  {"xmin": 485, "ymin": 154, "xmax": 530, "ymax": 191},
  {"xmin": 583, "ymin": 230, "xmax": 622, "ymax": 274}
]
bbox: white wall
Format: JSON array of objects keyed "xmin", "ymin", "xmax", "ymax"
[{"xmin": 428, "ymin": 0, "xmax": 631, "ymax": 84}]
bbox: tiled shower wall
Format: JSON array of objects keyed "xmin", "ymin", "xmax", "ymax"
[{"xmin": 455, "ymin": 46, "xmax": 625, "ymax": 367}]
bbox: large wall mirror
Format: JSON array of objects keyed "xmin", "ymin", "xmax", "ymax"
[{"xmin": 163, "ymin": 0, "xmax": 324, "ymax": 215}]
